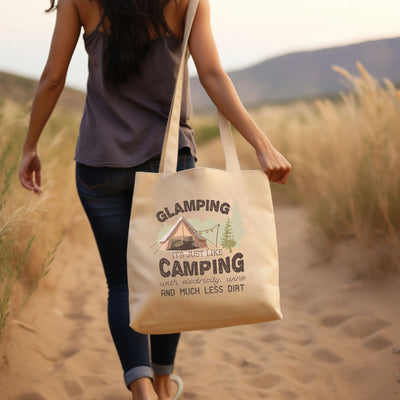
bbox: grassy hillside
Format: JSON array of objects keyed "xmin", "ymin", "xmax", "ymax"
[
  {"xmin": 191, "ymin": 37, "xmax": 400, "ymax": 110},
  {"xmin": 0, "ymin": 71, "xmax": 85, "ymax": 114}
]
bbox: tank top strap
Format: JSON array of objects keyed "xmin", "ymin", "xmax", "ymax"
[{"xmin": 93, "ymin": 12, "xmax": 108, "ymax": 34}]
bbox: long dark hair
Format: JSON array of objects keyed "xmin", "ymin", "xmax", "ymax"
[{"xmin": 47, "ymin": 0, "xmax": 174, "ymax": 85}]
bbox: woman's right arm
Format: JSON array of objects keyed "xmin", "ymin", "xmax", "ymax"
[
  {"xmin": 19, "ymin": 0, "xmax": 81, "ymax": 193},
  {"xmin": 189, "ymin": 0, "xmax": 291, "ymax": 184}
]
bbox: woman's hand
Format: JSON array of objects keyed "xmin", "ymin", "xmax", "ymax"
[
  {"xmin": 19, "ymin": 150, "xmax": 42, "ymax": 194},
  {"xmin": 256, "ymin": 145, "xmax": 291, "ymax": 185}
]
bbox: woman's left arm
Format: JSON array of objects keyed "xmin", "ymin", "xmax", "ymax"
[
  {"xmin": 189, "ymin": 0, "xmax": 291, "ymax": 184},
  {"xmin": 19, "ymin": 0, "xmax": 81, "ymax": 193}
]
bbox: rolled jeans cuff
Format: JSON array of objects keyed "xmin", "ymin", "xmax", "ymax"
[
  {"xmin": 124, "ymin": 366, "xmax": 154, "ymax": 389},
  {"xmin": 152, "ymin": 362, "xmax": 174, "ymax": 376}
]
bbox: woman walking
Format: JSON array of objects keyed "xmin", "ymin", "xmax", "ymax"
[{"xmin": 19, "ymin": 0, "xmax": 291, "ymax": 398}]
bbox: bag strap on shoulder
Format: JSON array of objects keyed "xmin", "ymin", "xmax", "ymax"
[{"xmin": 159, "ymin": 0, "xmax": 241, "ymax": 174}]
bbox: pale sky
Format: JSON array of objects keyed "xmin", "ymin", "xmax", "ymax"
[{"xmin": 1, "ymin": 0, "xmax": 399, "ymax": 90}]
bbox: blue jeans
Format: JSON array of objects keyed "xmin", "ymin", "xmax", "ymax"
[{"xmin": 75, "ymin": 148, "xmax": 195, "ymax": 388}]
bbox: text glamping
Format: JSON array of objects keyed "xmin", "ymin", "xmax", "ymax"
[{"xmin": 156, "ymin": 199, "xmax": 231, "ymax": 223}]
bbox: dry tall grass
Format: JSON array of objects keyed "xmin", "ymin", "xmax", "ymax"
[
  {"xmin": 0, "ymin": 100, "xmax": 81, "ymax": 339},
  {"xmin": 251, "ymin": 64, "xmax": 400, "ymax": 275}
]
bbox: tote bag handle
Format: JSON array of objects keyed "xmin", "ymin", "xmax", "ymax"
[{"xmin": 159, "ymin": 0, "xmax": 241, "ymax": 174}]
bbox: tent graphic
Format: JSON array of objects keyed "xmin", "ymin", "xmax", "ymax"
[{"xmin": 158, "ymin": 216, "xmax": 208, "ymax": 251}]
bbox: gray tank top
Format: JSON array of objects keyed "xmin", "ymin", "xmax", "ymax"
[{"xmin": 74, "ymin": 28, "xmax": 197, "ymax": 167}]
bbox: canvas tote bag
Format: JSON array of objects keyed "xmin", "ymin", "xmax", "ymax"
[{"xmin": 127, "ymin": 0, "xmax": 282, "ymax": 334}]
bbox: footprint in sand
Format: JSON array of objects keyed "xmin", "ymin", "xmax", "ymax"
[
  {"xmin": 261, "ymin": 333, "xmax": 281, "ymax": 343},
  {"xmin": 339, "ymin": 315, "xmax": 391, "ymax": 339},
  {"xmin": 61, "ymin": 347, "xmax": 80, "ymax": 359},
  {"xmin": 320, "ymin": 314, "xmax": 352, "ymax": 327},
  {"xmin": 221, "ymin": 350, "xmax": 233, "ymax": 363},
  {"xmin": 64, "ymin": 379, "xmax": 84, "ymax": 397},
  {"xmin": 239, "ymin": 359, "xmax": 263, "ymax": 375},
  {"xmin": 293, "ymin": 336, "xmax": 313, "ymax": 346},
  {"xmin": 249, "ymin": 373, "xmax": 282, "ymax": 389},
  {"xmin": 363, "ymin": 334, "xmax": 393, "ymax": 351},
  {"xmin": 312, "ymin": 348, "xmax": 344, "ymax": 364}
]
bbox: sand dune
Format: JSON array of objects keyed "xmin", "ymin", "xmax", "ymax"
[{"xmin": 1, "ymin": 205, "xmax": 399, "ymax": 399}]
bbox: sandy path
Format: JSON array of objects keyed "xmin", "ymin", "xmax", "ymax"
[{"xmin": 0, "ymin": 206, "xmax": 399, "ymax": 399}]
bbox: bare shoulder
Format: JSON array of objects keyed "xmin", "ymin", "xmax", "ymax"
[{"xmin": 70, "ymin": 0, "xmax": 102, "ymax": 33}]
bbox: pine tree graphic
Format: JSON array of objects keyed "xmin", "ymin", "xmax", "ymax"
[{"xmin": 220, "ymin": 217, "xmax": 236, "ymax": 253}]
